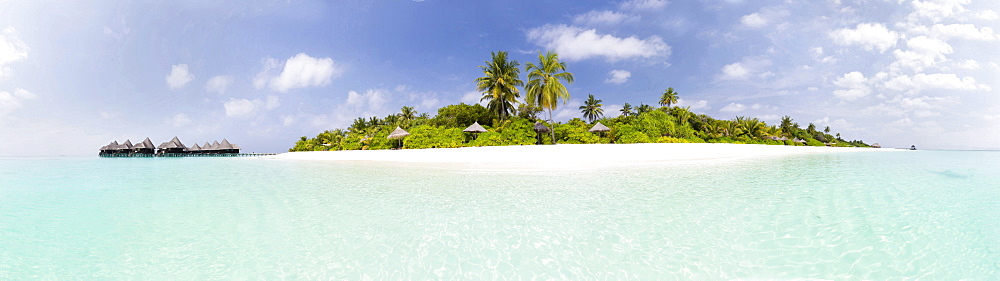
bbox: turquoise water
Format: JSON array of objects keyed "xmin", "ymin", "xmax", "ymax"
[{"xmin": 1, "ymin": 151, "xmax": 997, "ymax": 279}]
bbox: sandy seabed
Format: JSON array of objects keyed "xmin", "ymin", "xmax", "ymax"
[{"xmin": 264, "ymin": 143, "xmax": 900, "ymax": 168}]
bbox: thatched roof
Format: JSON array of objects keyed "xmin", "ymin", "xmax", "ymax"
[
  {"xmin": 219, "ymin": 139, "xmax": 235, "ymax": 150},
  {"xmin": 388, "ymin": 127, "xmax": 410, "ymax": 139},
  {"xmin": 463, "ymin": 122, "xmax": 487, "ymax": 133},
  {"xmin": 119, "ymin": 139, "xmax": 133, "ymax": 150},
  {"xmin": 132, "ymin": 142, "xmax": 148, "ymax": 149},
  {"xmin": 203, "ymin": 142, "xmax": 213, "ymax": 150},
  {"xmin": 188, "ymin": 143, "xmax": 202, "ymax": 151},
  {"xmin": 793, "ymin": 138, "xmax": 806, "ymax": 143},
  {"xmin": 533, "ymin": 122, "xmax": 551, "ymax": 133},
  {"xmin": 140, "ymin": 138, "xmax": 155, "ymax": 149},
  {"xmin": 102, "ymin": 141, "xmax": 118, "ymax": 151},
  {"xmin": 588, "ymin": 122, "xmax": 610, "ymax": 132},
  {"xmin": 212, "ymin": 140, "xmax": 221, "ymax": 149},
  {"xmin": 169, "ymin": 136, "xmax": 185, "ymax": 148}
]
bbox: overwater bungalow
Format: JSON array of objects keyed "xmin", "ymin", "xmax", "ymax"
[{"xmin": 101, "ymin": 137, "xmax": 245, "ymax": 157}]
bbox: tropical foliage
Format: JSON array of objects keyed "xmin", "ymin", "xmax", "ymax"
[
  {"xmin": 525, "ymin": 51, "xmax": 574, "ymax": 144},
  {"xmin": 290, "ymin": 50, "xmax": 872, "ymax": 152},
  {"xmin": 476, "ymin": 51, "xmax": 522, "ymax": 121}
]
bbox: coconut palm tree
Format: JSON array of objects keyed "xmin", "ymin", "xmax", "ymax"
[
  {"xmin": 779, "ymin": 116, "xmax": 794, "ymax": 137},
  {"xmin": 637, "ymin": 103, "xmax": 655, "ymax": 115},
  {"xmin": 399, "ymin": 106, "xmax": 416, "ymax": 122},
  {"xmin": 476, "ymin": 51, "xmax": 523, "ymax": 121},
  {"xmin": 525, "ymin": 51, "xmax": 574, "ymax": 143},
  {"xmin": 659, "ymin": 87, "xmax": 679, "ymax": 107},
  {"xmin": 578, "ymin": 94, "xmax": 604, "ymax": 123},
  {"xmin": 620, "ymin": 103, "xmax": 634, "ymax": 117},
  {"xmin": 670, "ymin": 106, "xmax": 693, "ymax": 125}
]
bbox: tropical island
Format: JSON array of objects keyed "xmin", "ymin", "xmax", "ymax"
[{"xmin": 290, "ymin": 51, "xmax": 873, "ymax": 152}]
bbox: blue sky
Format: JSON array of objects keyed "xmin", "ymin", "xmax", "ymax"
[{"xmin": 1, "ymin": 0, "xmax": 998, "ymax": 156}]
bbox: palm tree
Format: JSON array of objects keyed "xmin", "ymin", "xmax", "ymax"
[
  {"xmin": 579, "ymin": 94, "xmax": 604, "ymax": 123},
  {"xmin": 637, "ymin": 103, "xmax": 654, "ymax": 115},
  {"xmin": 779, "ymin": 116, "xmax": 794, "ymax": 137},
  {"xmin": 476, "ymin": 51, "xmax": 523, "ymax": 121},
  {"xmin": 620, "ymin": 103, "xmax": 634, "ymax": 117},
  {"xmin": 399, "ymin": 106, "xmax": 416, "ymax": 122},
  {"xmin": 659, "ymin": 87, "xmax": 679, "ymax": 107},
  {"xmin": 525, "ymin": 51, "xmax": 574, "ymax": 143},
  {"xmin": 824, "ymin": 126, "xmax": 831, "ymax": 134},
  {"xmin": 670, "ymin": 106, "xmax": 693, "ymax": 125}
]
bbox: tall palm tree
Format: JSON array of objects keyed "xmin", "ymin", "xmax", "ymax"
[
  {"xmin": 525, "ymin": 51, "xmax": 574, "ymax": 144},
  {"xmin": 476, "ymin": 51, "xmax": 523, "ymax": 121},
  {"xmin": 620, "ymin": 103, "xmax": 634, "ymax": 117},
  {"xmin": 659, "ymin": 87, "xmax": 679, "ymax": 108},
  {"xmin": 578, "ymin": 94, "xmax": 604, "ymax": 123}
]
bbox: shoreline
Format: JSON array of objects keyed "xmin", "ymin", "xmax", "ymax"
[{"xmin": 263, "ymin": 143, "xmax": 901, "ymax": 167}]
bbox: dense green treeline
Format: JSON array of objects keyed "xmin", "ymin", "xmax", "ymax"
[{"xmin": 290, "ymin": 51, "xmax": 870, "ymax": 152}]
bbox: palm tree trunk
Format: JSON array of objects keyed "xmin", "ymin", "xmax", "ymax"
[{"xmin": 548, "ymin": 109, "xmax": 556, "ymax": 145}]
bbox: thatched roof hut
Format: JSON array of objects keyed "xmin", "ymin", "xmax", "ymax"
[
  {"xmin": 533, "ymin": 122, "xmax": 551, "ymax": 133},
  {"xmin": 387, "ymin": 127, "xmax": 410, "ymax": 139},
  {"xmin": 588, "ymin": 122, "xmax": 610, "ymax": 132},
  {"xmin": 219, "ymin": 139, "xmax": 240, "ymax": 153},
  {"xmin": 188, "ymin": 143, "xmax": 202, "ymax": 152},
  {"xmin": 169, "ymin": 136, "xmax": 185, "ymax": 148},
  {"xmin": 463, "ymin": 122, "xmax": 487, "ymax": 133},
  {"xmin": 118, "ymin": 139, "xmax": 133, "ymax": 150}
]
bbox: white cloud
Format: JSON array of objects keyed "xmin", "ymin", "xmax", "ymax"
[
  {"xmin": 605, "ymin": 69, "xmax": 631, "ymax": 84},
  {"xmin": 675, "ymin": 99, "xmax": 710, "ymax": 111},
  {"xmin": 741, "ymin": 13, "xmax": 768, "ymax": 28},
  {"xmin": 0, "ymin": 88, "xmax": 35, "ymax": 115},
  {"xmin": 166, "ymin": 64, "xmax": 194, "ymax": 89},
  {"xmin": 955, "ymin": 59, "xmax": 980, "ymax": 69},
  {"xmin": 909, "ymin": 0, "xmax": 969, "ymax": 23},
  {"xmin": 168, "ymin": 113, "xmax": 191, "ymax": 127},
  {"xmin": 881, "ymin": 73, "xmax": 987, "ymax": 94},
  {"xmin": 619, "ymin": 0, "xmax": 667, "ymax": 11},
  {"xmin": 718, "ymin": 57, "xmax": 772, "ymax": 80},
  {"xmin": 720, "ymin": 63, "xmax": 749, "ymax": 80},
  {"xmin": 260, "ymin": 53, "xmax": 343, "ymax": 92},
  {"xmin": 925, "ymin": 23, "xmax": 997, "ymax": 41},
  {"xmin": 223, "ymin": 95, "xmax": 280, "ymax": 118},
  {"xmin": 205, "ymin": 75, "xmax": 233, "ymax": 94},
  {"xmin": 719, "ymin": 103, "xmax": 746, "ymax": 112},
  {"xmin": 460, "ymin": 91, "xmax": 485, "ymax": 106},
  {"xmin": 224, "ymin": 98, "xmax": 258, "ymax": 117},
  {"xmin": 573, "ymin": 10, "xmax": 639, "ymax": 26},
  {"xmin": 889, "ymin": 36, "xmax": 953, "ymax": 71},
  {"xmin": 830, "ymin": 23, "xmax": 900, "ymax": 53},
  {"xmin": 346, "ymin": 89, "xmax": 389, "ymax": 112},
  {"xmin": 740, "ymin": 8, "xmax": 789, "ymax": 28},
  {"xmin": 0, "ymin": 27, "xmax": 29, "ymax": 78},
  {"xmin": 526, "ymin": 24, "xmax": 670, "ymax": 62},
  {"xmin": 832, "ymin": 71, "xmax": 872, "ymax": 101}
]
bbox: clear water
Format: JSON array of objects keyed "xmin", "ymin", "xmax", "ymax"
[{"xmin": 0, "ymin": 151, "xmax": 997, "ymax": 279}]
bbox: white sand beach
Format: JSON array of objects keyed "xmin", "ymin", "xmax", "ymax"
[{"xmin": 265, "ymin": 143, "xmax": 899, "ymax": 167}]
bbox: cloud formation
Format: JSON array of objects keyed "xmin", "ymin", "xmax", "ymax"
[
  {"xmin": 605, "ymin": 69, "xmax": 631, "ymax": 84},
  {"xmin": 0, "ymin": 88, "xmax": 35, "ymax": 115},
  {"xmin": 527, "ymin": 24, "xmax": 670, "ymax": 62},
  {"xmin": 205, "ymin": 75, "xmax": 233, "ymax": 94},
  {"xmin": 166, "ymin": 64, "xmax": 194, "ymax": 89},
  {"xmin": 830, "ymin": 23, "xmax": 900, "ymax": 53},
  {"xmin": 261, "ymin": 53, "xmax": 343, "ymax": 92},
  {"xmin": 573, "ymin": 10, "xmax": 639, "ymax": 26},
  {"xmin": 0, "ymin": 27, "xmax": 29, "ymax": 78},
  {"xmin": 223, "ymin": 95, "xmax": 279, "ymax": 117}
]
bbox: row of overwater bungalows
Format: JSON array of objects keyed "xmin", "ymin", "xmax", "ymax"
[{"xmin": 99, "ymin": 136, "xmax": 240, "ymax": 157}]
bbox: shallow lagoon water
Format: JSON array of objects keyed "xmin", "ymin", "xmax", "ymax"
[{"xmin": 1, "ymin": 150, "xmax": 997, "ymax": 279}]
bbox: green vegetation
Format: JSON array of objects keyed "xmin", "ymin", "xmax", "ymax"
[{"xmin": 290, "ymin": 50, "xmax": 871, "ymax": 152}]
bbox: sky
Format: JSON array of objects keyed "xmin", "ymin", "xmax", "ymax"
[{"xmin": 1, "ymin": 0, "xmax": 998, "ymax": 156}]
